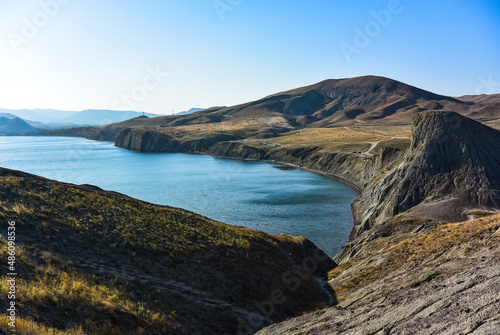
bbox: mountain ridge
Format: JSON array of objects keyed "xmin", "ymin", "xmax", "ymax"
[{"xmin": 41, "ymin": 76, "xmax": 500, "ymax": 144}]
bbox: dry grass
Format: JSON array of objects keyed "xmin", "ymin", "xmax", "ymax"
[
  {"xmin": 246, "ymin": 126, "xmax": 411, "ymax": 154},
  {"xmin": 270, "ymin": 128, "xmax": 385, "ymax": 145},
  {"xmin": 0, "ymin": 238, "xmax": 176, "ymax": 334},
  {"xmin": 331, "ymin": 214, "xmax": 500, "ymax": 302},
  {"xmin": 1, "ymin": 175, "xmax": 22, "ymax": 187},
  {"xmin": 158, "ymin": 118, "xmax": 270, "ymax": 140},
  {"xmin": 0, "ymin": 315, "xmax": 83, "ymax": 335}
]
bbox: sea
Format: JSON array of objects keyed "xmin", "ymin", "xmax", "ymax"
[{"xmin": 0, "ymin": 136, "xmax": 359, "ymax": 257}]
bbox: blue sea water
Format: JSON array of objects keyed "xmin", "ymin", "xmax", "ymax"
[{"xmin": 0, "ymin": 136, "xmax": 359, "ymax": 256}]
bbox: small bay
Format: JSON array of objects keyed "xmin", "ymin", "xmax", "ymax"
[{"xmin": 0, "ymin": 136, "xmax": 359, "ymax": 256}]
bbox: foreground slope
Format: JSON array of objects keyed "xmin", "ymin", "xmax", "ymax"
[
  {"xmin": 257, "ymin": 213, "xmax": 500, "ymax": 335},
  {"xmin": 0, "ymin": 168, "xmax": 334, "ymax": 335}
]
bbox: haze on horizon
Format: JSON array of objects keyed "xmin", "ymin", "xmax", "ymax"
[{"xmin": 0, "ymin": 0, "xmax": 499, "ymax": 115}]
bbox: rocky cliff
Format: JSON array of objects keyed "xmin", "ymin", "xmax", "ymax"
[
  {"xmin": 334, "ymin": 111, "xmax": 500, "ymax": 263},
  {"xmin": 358, "ymin": 111, "xmax": 500, "ymax": 228},
  {"xmin": 208, "ymin": 142, "xmax": 403, "ymax": 190}
]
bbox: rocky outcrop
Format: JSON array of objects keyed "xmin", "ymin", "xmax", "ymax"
[
  {"xmin": 334, "ymin": 111, "xmax": 500, "ymax": 264},
  {"xmin": 115, "ymin": 128, "xmax": 180, "ymax": 152},
  {"xmin": 358, "ymin": 111, "xmax": 500, "ymax": 233}
]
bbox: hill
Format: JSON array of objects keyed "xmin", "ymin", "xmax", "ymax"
[
  {"xmin": 0, "ymin": 109, "xmax": 161, "ymax": 128},
  {"xmin": 212, "ymin": 75, "xmax": 469, "ymax": 126},
  {"xmin": 175, "ymin": 108, "xmax": 206, "ymax": 115},
  {"xmin": 456, "ymin": 93, "xmax": 500, "ymax": 129},
  {"xmin": 0, "ymin": 113, "xmax": 19, "ymax": 120},
  {"xmin": 42, "ymin": 76, "xmax": 500, "ymax": 148},
  {"xmin": 0, "ymin": 117, "xmax": 10, "ymax": 127},
  {"xmin": 457, "ymin": 93, "xmax": 500, "ymax": 104},
  {"xmin": 0, "ymin": 168, "xmax": 334, "ymax": 334},
  {"xmin": 0, "ymin": 109, "xmax": 77, "ymax": 123},
  {"xmin": 0, "ymin": 117, "xmax": 38, "ymax": 135},
  {"xmin": 60, "ymin": 109, "xmax": 160, "ymax": 125}
]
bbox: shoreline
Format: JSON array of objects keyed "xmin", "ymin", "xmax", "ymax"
[
  {"xmin": 6, "ymin": 134, "xmax": 365, "ymax": 259},
  {"xmin": 211, "ymin": 154, "xmax": 364, "ymax": 249}
]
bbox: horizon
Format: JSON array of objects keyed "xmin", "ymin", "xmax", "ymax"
[{"xmin": 1, "ymin": 0, "xmax": 499, "ymax": 115}]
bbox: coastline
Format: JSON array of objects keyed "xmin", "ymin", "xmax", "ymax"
[
  {"xmin": 212, "ymin": 155, "xmax": 364, "ymax": 250},
  {"xmin": 11, "ymin": 134, "xmax": 365, "ymax": 259}
]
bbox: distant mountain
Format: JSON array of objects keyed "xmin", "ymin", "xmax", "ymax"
[
  {"xmin": 59, "ymin": 110, "xmax": 160, "ymax": 125},
  {"xmin": 0, "ymin": 117, "xmax": 38, "ymax": 135},
  {"xmin": 457, "ymin": 93, "xmax": 500, "ymax": 104},
  {"xmin": 0, "ymin": 112, "xmax": 71, "ymax": 129},
  {"xmin": 0, "ymin": 113, "xmax": 19, "ymax": 119},
  {"xmin": 0, "ymin": 109, "xmax": 161, "ymax": 127},
  {"xmin": 0, "ymin": 109, "xmax": 77, "ymax": 123},
  {"xmin": 175, "ymin": 108, "xmax": 205, "ymax": 115},
  {"xmin": 0, "ymin": 116, "xmax": 10, "ymax": 127}
]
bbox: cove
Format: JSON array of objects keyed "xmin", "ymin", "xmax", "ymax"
[{"xmin": 0, "ymin": 136, "xmax": 359, "ymax": 256}]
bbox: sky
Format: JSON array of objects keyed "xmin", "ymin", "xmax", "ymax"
[{"xmin": 1, "ymin": 0, "xmax": 499, "ymax": 115}]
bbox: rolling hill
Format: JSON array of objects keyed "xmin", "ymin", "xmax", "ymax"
[
  {"xmin": 0, "ymin": 117, "xmax": 38, "ymax": 135},
  {"xmin": 43, "ymin": 76, "xmax": 499, "ymax": 146}
]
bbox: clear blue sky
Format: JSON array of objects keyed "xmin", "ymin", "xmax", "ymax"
[{"xmin": 1, "ymin": 0, "xmax": 499, "ymax": 114}]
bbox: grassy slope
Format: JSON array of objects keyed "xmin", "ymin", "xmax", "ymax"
[
  {"xmin": 0, "ymin": 169, "xmax": 334, "ymax": 335},
  {"xmin": 329, "ymin": 213, "xmax": 500, "ymax": 303},
  {"xmin": 256, "ymin": 213, "xmax": 500, "ymax": 334},
  {"xmin": 241, "ymin": 126, "xmax": 411, "ymax": 154}
]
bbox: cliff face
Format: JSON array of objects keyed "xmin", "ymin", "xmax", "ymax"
[
  {"xmin": 115, "ymin": 128, "xmax": 180, "ymax": 152},
  {"xmin": 115, "ymin": 127, "xmax": 242, "ymax": 153},
  {"xmin": 208, "ymin": 142, "xmax": 403, "ymax": 189},
  {"xmin": 357, "ymin": 111, "xmax": 500, "ymax": 233}
]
